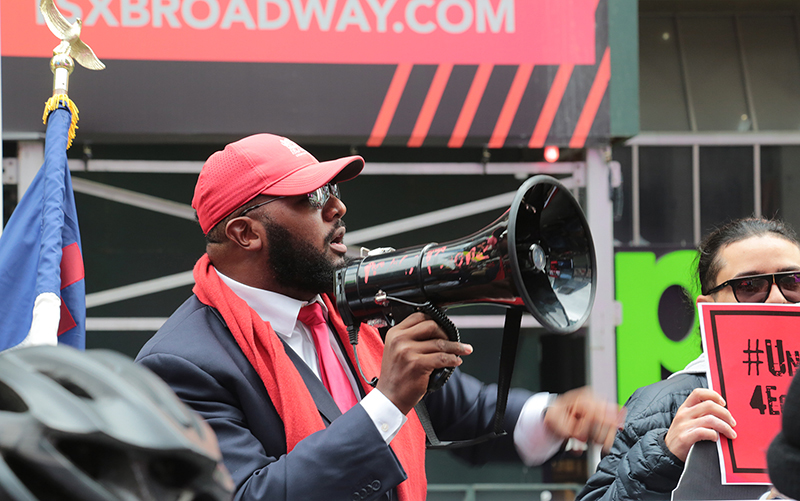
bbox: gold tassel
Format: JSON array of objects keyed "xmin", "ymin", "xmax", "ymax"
[{"xmin": 42, "ymin": 94, "xmax": 80, "ymax": 150}]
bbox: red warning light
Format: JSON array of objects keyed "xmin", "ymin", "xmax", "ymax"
[{"xmin": 544, "ymin": 146, "xmax": 560, "ymax": 163}]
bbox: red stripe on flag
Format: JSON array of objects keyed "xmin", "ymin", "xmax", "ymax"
[
  {"xmin": 60, "ymin": 242, "xmax": 84, "ymax": 289},
  {"xmin": 367, "ymin": 63, "xmax": 413, "ymax": 147},
  {"xmin": 488, "ymin": 64, "xmax": 534, "ymax": 148},
  {"xmin": 569, "ymin": 47, "xmax": 611, "ymax": 148},
  {"xmin": 408, "ymin": 64, "xmax": 453, "ymax": 148},
  {"xmin": 448, "ymin": 64, "xmax": 494, "ymax": 148},
  {"xmin": 58, "ymin": 298, "xmax": 76, "ymax": 336},
  {"xmin": 529, "ymin": 64, "xmax": 574, "ymax": 148}
]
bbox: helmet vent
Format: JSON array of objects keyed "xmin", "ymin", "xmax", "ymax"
[
  {"xmin": 57, "ymin": 439, "xmax": 123, "ymax": 480},
  {"xmin": 4, "ymin": 452, "xmax": 83, "ymax": 501},
  {"xmin": 0, "ymin": 381, "xmax": 27, "ymax": 412},
  {"xmin": 43, "ymin": 373, "xmax": 92, "ymax": 400},
  {"xmin": 150, "ymin": 456, "xmax": 202, "ymax": 488}
]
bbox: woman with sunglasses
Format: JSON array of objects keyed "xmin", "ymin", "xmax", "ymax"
[{"xmin": 577, "ymin": 217, "xmax": 800, "ymax": 501}]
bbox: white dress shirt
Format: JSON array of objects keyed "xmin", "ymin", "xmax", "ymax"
[{"xmin": 216, "ymin": 269, "xmax": 563, "ymax": 464}]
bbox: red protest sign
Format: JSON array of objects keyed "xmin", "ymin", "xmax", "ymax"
[{"xmin": 699, "ymin": 302, "xmax": 800, "ymax": 485}]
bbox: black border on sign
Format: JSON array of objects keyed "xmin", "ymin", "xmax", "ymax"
[{"xmin": 708, "ymin": 309, "xmax": 800, "ymax": 474}]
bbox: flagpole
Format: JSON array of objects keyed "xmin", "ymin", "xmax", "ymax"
[
  {"xmin": 0, "ymin": 13, "xmax": 4, "ymax": 238},
  {"xmin": 0, "ymin": 1, "xmax": 104, "ymax": 351}
]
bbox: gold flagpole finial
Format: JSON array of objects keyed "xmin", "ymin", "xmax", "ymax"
[{"xmin": 39, "ymin": 0, "xmax": 105, "ymax": 148}]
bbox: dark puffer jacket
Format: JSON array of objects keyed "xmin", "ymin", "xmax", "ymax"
[{"xmin": 576, "ymin": 373, "xmax": 707, "ymax": 501}]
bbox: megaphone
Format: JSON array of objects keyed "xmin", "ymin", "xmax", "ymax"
[
  {"xmin": 334, "ymin": 174, "xmax": 597, "ymax": 338},
  {"xmin": 334, "ymin": 174, "xmax": 597, "ymax": 449}
]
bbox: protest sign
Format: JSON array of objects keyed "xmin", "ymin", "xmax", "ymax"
[{"xmin": 699, "ymin": 302, "xmax": 799, "ymax": 484}]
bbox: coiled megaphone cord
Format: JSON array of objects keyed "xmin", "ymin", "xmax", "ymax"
[
  {"xmin": 348, "ymin": 296, "xmax": 460, "ymax": 392},
  {"xmin": 348, "ymin": 324, "xmax": 379, "ymax": 387}
]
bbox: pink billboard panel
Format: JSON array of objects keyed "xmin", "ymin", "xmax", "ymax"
[{"xmin": 4, "ymin": 0, "xmax": 597, "ymax": 65}]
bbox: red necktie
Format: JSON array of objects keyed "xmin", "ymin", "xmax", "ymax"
[{"xmin": 298, "ymin": 303, "xmax": 359, "ymax": 413}]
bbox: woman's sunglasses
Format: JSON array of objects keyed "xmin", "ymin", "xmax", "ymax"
[
  {"xmin": 703, "ymin": 271, "xmax": 800, "ymax": 303},
  {"xmin": 239, "ymin": 183, "xmax": 341, "ymax": 216}
]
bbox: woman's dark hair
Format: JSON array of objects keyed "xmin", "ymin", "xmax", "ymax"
[{"xmin": 697, "ymin": 217, "xmax": 799, "ymax": 294}]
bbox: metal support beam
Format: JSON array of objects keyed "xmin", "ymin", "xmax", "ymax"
[
  {"xmin": 632, "ymin": 144, "xmax": 640, "ymax": 245},
  {"xmin": 754, "ymin": 144, "xmax": 761, "ymax": 218},
  {"xmin": 17, "ymin": 141, "xmax": 44, "ymax": 200},
  {"xmin": 63, "ymin": 158, "xmax": 585, "ymax": 177},
  {"xmin": 627, "ymin": 131, "xmax": 800, "ymax": 146},
  {"xmin": 692, "ymin": 144, "xmax": 701, "ymax": 245},
  {"xmin": 585, "ymin": 148, "xmax": 619, "ymax": 474}
]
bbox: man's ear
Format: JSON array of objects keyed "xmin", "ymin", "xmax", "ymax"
[{"xmin": 225, "ymin": 217, "xmax": 264, "ymax": 252}]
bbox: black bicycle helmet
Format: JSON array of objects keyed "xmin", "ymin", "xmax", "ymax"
[{"xmin": 0, "ymin": 345, "xmax": 233, "ymax": 501}]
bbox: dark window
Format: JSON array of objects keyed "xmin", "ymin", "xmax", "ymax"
[
  {"xmin": 639, "ymin": 16, "xmax": 691, "ymax": 131},
  {"xmin": 639, "ymin": 146, "xmax": 694, "ymax": 245},
  {"xmin": 739, "ymin": 15, "xmax": 800, "ymax": 131},
  {"xmin": 761, "ymin": 146, "xmax": 800, "ymax": 228},
  {"xmin": 700, "ymin": 146, "xmax": 754, "ymax": 234},
  {"xmin": 681, "ymin": 16, "xmax": 751, "ymax": 131}
]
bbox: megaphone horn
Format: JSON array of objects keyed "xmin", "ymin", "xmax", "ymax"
[{"xmin": 334, "ymin": 175, "xmax": 597, "ymax": 336}]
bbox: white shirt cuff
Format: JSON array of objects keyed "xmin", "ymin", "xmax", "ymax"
[
  {"xmin": 360, "ymin": 389, "xmax": 407, "ymax": 444},
  {"xmin": 513, "ymin": 392, "xmax": 565, "ymax": 466}
]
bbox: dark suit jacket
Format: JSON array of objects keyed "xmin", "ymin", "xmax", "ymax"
[{"xmin": 136, "ymin": 295, "xmax": 533, "ymax": 501}]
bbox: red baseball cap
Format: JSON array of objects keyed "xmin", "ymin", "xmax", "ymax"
[{"xmin": 193, "ymin": 133, "xmax": 364, "ymax": 233}]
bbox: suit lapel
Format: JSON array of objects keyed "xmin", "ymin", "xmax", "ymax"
[{"xmin": 281, "ymin": 339, "xmax": 342, "ymax": 425}]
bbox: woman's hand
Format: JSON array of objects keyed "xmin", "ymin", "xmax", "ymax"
[{"xmin": 665, "ymin": 388, "xmax": 737, "ymax": 461}]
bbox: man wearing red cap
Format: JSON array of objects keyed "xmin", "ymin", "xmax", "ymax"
[{"xmin": 137, "ymin": 133, "xmax": 623, "ymax": 501}]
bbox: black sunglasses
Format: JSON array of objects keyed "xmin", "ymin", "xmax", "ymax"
[
  {"xmin": 703, "ymin": 271, "xmax": 800, "ymax": 303},
  {"xmin": 239, "ymin": 183, "xmax": 341, "ymax": 216}
]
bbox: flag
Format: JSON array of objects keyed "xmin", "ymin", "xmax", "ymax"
[{"xmin": 0, "ymin": 105, "xmax": 85, "ymax": 351}]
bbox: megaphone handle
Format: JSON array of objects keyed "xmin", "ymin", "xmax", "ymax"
[
  {"xmin": 347, "ymin": 299, "xmax": 460, "ymax": 391},
  {"xmin": 380, "ymin": 300, "xmax": 459, "ymax": 392}
]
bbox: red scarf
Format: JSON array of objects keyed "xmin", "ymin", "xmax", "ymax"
[{"xmin": 192, "ymin": 255, "xmax": 427, "ymax": 500}]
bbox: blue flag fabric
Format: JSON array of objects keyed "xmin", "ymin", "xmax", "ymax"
[{"xmin": 0, "ymin": 106, "xmax": 85, "ymax": 351}]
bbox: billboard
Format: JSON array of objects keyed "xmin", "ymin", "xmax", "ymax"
[
  {"xmin": 2, "ymin": 0, "xmax": 611, "ymax": 147},
  {"xmin": 8, "ymin": 0, "xmax": 596, "ymax": 65}
]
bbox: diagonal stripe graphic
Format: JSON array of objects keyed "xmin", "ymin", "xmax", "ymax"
[
  {"xmin": 368, "ymin": 63, "xmax": 414, "ymax": 147},
  {"xmin": 489, "ymin": 64, "xmax": 534, "ymax": 148},
  {"xmin": 408, "ymin": 64, "xmax": 454, "ymax": 147},
  {"xmin": 448, "ymin": 64, "xmax": 494, "ymax": 148},
  {"xmin": 570, "ymin": 46, "xmax": 611, "ymax": 148},
  {"xmin": 529, "ymin": 64, "xmax": 574, "ymax": 148}
]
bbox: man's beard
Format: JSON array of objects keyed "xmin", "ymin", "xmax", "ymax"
[{"xmin": 260, "ymin": 216, "xmax": 344, "ymax": 295}]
